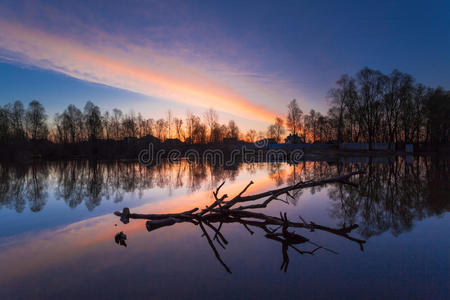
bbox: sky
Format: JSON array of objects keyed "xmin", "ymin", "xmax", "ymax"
[{"xmin": 0, "ymin": 0, "xmax": 449, "ymax": 131}]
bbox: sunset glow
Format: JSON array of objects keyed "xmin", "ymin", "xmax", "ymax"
[
  {"xmin": 1, "ymin": 1, "xmax": 449, "ymax": 298},
  {"xmin": 0, "ymin": 19, "xmax": 276, "ymax": 124}
]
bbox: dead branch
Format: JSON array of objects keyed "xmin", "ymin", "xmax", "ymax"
[{"xmin": 114, "ymin": 170, "xmax": 365, "ymax": 272}]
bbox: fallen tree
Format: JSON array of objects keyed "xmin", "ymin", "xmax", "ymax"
[{"xmin": 114, "ymin": 170, "xmax": 366, "ymax": 273}]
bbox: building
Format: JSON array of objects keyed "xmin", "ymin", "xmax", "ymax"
[{"xmin": 284, "ymin": 133, "xmax": 305, "ymax": 144}]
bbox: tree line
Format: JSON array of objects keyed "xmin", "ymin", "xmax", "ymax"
[
  {"xmin": 0, "ymin": 101, "xmax": 247, "ymax": 144},
  {"xmin": 0, "ymin": 67, "xmax": 448, "ymax": 149},
  {"xmin": 298, "ymin": 67, "xmax": 449, "ymax": 148}
]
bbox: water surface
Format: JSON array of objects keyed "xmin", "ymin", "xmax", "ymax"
[{"xmin": 0, "ymin": 157, "xmax": 448, "ymax": 299}]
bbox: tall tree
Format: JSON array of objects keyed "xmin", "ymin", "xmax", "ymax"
[
  {"xmin": 287, "ymin": 99, "xmax": 302, "ymax": 135},
  {"xmin": 0, "ymin": 106, "xmax": 10, "ymax": 141},
  {"xmin": 111, "ymin": 108, "xmax": 123, "ymax": 140},
  {"xmin": 64, "ymin": 104, "xmax": 83, "ymax": 143},
  {"xmin": 204, "ymin": 108, "xmax": 218, "ymax": 142},
  {"xmin": 304, "ymin": 109, "xmax": 319, "ymax": 142},
  {"xmin": 227, "ymin": 120, "xmax": 240, "ymax": 139},
  {"xmin": 122, "ymin": 114, "xmax": 137, "ymax": 138},
  {"xmin": 411, "ymin": 84, "xmax": 427, "ymax": 143},
  {"xmin": 355, "ymin": 67, "xmax": 385, "ymax": 149},
  {"xmin": 10, "ymin": 101, "xmax": 25, "ymax": 140},
  {"xmin": 267, "ymin": 117, "xmax": 285, "ymax": 143},
  {"xmin": 425, "ymin": 88, "xmax": 450, "ymax": 145},
  {"xmin": 83, "ymin": 101, "xmax": 102, "ymax": 142},
  {"xmin": 327, "ymin": 75, "xmax": 357, "ymax": 144},
  {"xmin": 397, "ymin": 73, "xmax": 415, "ymax": 143},
  {"xmin": 173, "ymin": 118, "xmax": 184, "ymax": 140},
  {"xmin": 155, "ymin": 118, "xmax": 167, "ymax": 141},
  {"xmin": 25, "ymin": 100, "xmax": 48, "ymax": 140},
  {"xmin": 245, "ymin": 129, "xmax": 257, "ymax": 143},
  {"xmin": 166, "ymin": 110, "xmax": 173, "ymax": 139}
]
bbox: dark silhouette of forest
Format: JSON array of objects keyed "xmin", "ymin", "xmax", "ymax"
[{"xmin": 0, "ymin": 67, "xmax": 448, "ymax": 160}]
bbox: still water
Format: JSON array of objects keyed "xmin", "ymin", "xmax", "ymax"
[{"xmin": 0, "ymin": 157, "xmax": 448, "ymax": 299}]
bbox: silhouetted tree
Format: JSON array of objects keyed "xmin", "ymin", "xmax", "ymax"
[
  {"xmin": 304, "ymin": 109, "xmax": 319, "ymax": 143},
  {"xmin": 245, "ymin": 129, "xmax": 257, "ymax": 143},
  {"xmin": 111, "ymin": 108, "xmax": 123, "ymax": 140},
  {"xmin": 425, "ymin": 88, "xmax": 450, "ymax": 145},
  {"xmin": 327, "ymin": 75, "xmax": 357, "ymax": 144},
  {"xmin": 83, "ymin": 101, "xmax": 102, "ymax": 142},
  {"xmin": 8, "ymin": 101, "xmax": 26, "ymax": 140},
  {"xmin": 155, "ymin": 118, "xmax": 167, "ymax": 141},
  {"xmin": 25, "ymin": 100, "xmax": 48, "ymax": 140},
  {"xmin": 267, "ymin": 117, "xmax": 285, "ymax": 143},
  {"xmin": 355, "ymin": 67, "xmax": 385, "ymax": 149},
  {"xmin": 122, "ymin": 113, "xmax": 137, "ymax": 138},
  {"xmin": 173, "ymin": 117, "xmax": 184, "ymax": 141},
  {"xmin": 0, "ymin": 105, "xmax": 10, "ymax": 141},
  {"xmin": 166, "ymin": 110, "xmax": 173, "ymax": 139},
  {"xmin": 287, "ymin": 99, "xmax": 302, "ymax": 135},
  {"xmin": 204, "ymin": 108, "xmax": 219, "ymax": 142},
  {"xmin": 227, "ymin": 120, "xmax": 239, "ymax": 139}
]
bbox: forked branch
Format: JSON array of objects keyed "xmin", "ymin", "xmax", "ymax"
[{"xmin": 114, "ymin": 170, "xmax": 365, "ymax": 272}]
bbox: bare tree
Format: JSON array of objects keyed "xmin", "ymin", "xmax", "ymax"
[
  {"xmin": 227, "ymin": 120, "xmax": 239, "ymax": 139},
  {"xmin": 355, "ymin": 67, "xmax": 385, "ymax": 149},
  {"xmin": 398, "ymin": 73, "xmax": 415, "ymax": 143},
  {"xmin": 0, "ymin": 106, "xmax": 10, "ymax": 141},
  {"xmin": 185, "ymin": 112, "xmax": 196, "ymax": 144},
  {"xmin": 65, "ymin": 105, "xmax": 83, "ymax": 142},
  {"xmin": 9, "ymin": 101, "xmax": 26, "ymax": 140},
  {"xmin": 267, "ymin": 117, "xmax": 285, "ymax": 143},
  {"xmin": 155, "ymin": 118, "xmax": 167, "ymax": 141},
  {"xmin": 287, "ymin": 99, "xmax": 302, "ymax": 135},
  {"xmin": 328, "ymin": 75, "xmax": 357, "ymax": 144},
  {"xmin": 245, "ymin": 129, "xmax": 257, "ymax": 143},
  {"xmin": 166, "ymin": 110, "xmax": 173, "ymax": 139},
  {"xmin": 83, "ymin": 101, "xmax": 102, "ymax": 142},
  {"xmin": 25, "ymin": 100, "xmax": 48, "ymax": 140},
  {"xmin": 191, "ymin": 116, "xmax": 207, "ymax": 143},
  {"xmin": 112, "ymin": 108, "xmax": 123, "ymax": 140},
  {"xmin": 122, "ymin": 114, "xmax": 137, "ymax": 138},
  {"xmin": 304, "ymin": 109, "xmax": 319, "ymax": 143},
  {"xmin": 173, "ymin": 117, "xmax": 184, "ymax": 140},
  {"xmin": 411, "ymin": 84, "xmax": 427, "ymax": 143},
  {"xmin": 204, "ymin": 108, "xmax": 218, "ymax": 142}
]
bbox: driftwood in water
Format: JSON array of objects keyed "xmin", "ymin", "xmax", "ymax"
[{"xmin": 114, "ymin": 170, "xmax": 365, "ymax": 272}]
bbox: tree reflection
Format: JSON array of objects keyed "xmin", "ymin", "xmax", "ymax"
[
  {"xmin": 328, "ymin": 156, "xmax": 449, "ymax": 237},
  {"xmin": 0, "ymin": 155, "xmax": 448, "ymax": 238},
  {"xmin": 26, "ymin": 164, "xmax": 48, "ymax": 212},
  {"xmin": 0, "ymin": 160, "xmax": 261, "ymax": 212}
]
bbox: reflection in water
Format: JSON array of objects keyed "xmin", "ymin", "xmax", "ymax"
[
  {"xmin": 328, "ymin": 156, "xmax": 449, "ymax": 238},
  {"xmin": 0, "ymin": 156, "xmax": 448, "ymax": 239},
  {"xmin": 0, "ymin": 164, "xmax": 48, "ymax": 212},
  {"xmin": 0, "ymin": 160, "xmax": 241, "ymax": 212},
  {"xmin": 114, "ymin": 170, "xmax": 366, "ymax": 273},
  {"xmin": 0, "ymin": 157, "xmax": 448, "ymax": 298}
]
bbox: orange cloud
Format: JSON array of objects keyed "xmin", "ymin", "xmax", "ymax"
[{"xmin": 0, "ymin": 19, "xmax": 276, "ymax": 123}]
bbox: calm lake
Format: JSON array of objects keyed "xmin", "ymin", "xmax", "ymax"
[{"xmin": 0, "ymin": 157, "xmax": 448, "ymax": 299}]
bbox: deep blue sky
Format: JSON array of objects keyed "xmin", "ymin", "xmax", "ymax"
[{"xmin": 0, "ymin": 0, "xmax": 449, "ymax": 129}]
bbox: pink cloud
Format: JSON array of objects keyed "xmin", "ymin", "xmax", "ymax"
[{"xmin": 0, "ymin": 18, "xmax": 280, "ymax": 123}]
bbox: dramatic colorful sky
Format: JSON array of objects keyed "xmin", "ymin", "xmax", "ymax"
[{"xmin": 0, "ymin": 0, "xmax": 449, "ymax": 130}]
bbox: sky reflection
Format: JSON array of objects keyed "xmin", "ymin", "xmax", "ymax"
[{"xmin": 0, "ymin": 158, "xmax": 448, "ymax": 299}]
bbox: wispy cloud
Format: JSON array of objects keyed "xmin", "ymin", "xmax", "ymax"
[
  {"xmin": 3, "ymin": 0, "xmax": 315, "ymax": 125},
  {"xmin": 1, "ymin": 20, "xmax": 274, "ymax": 121}
]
